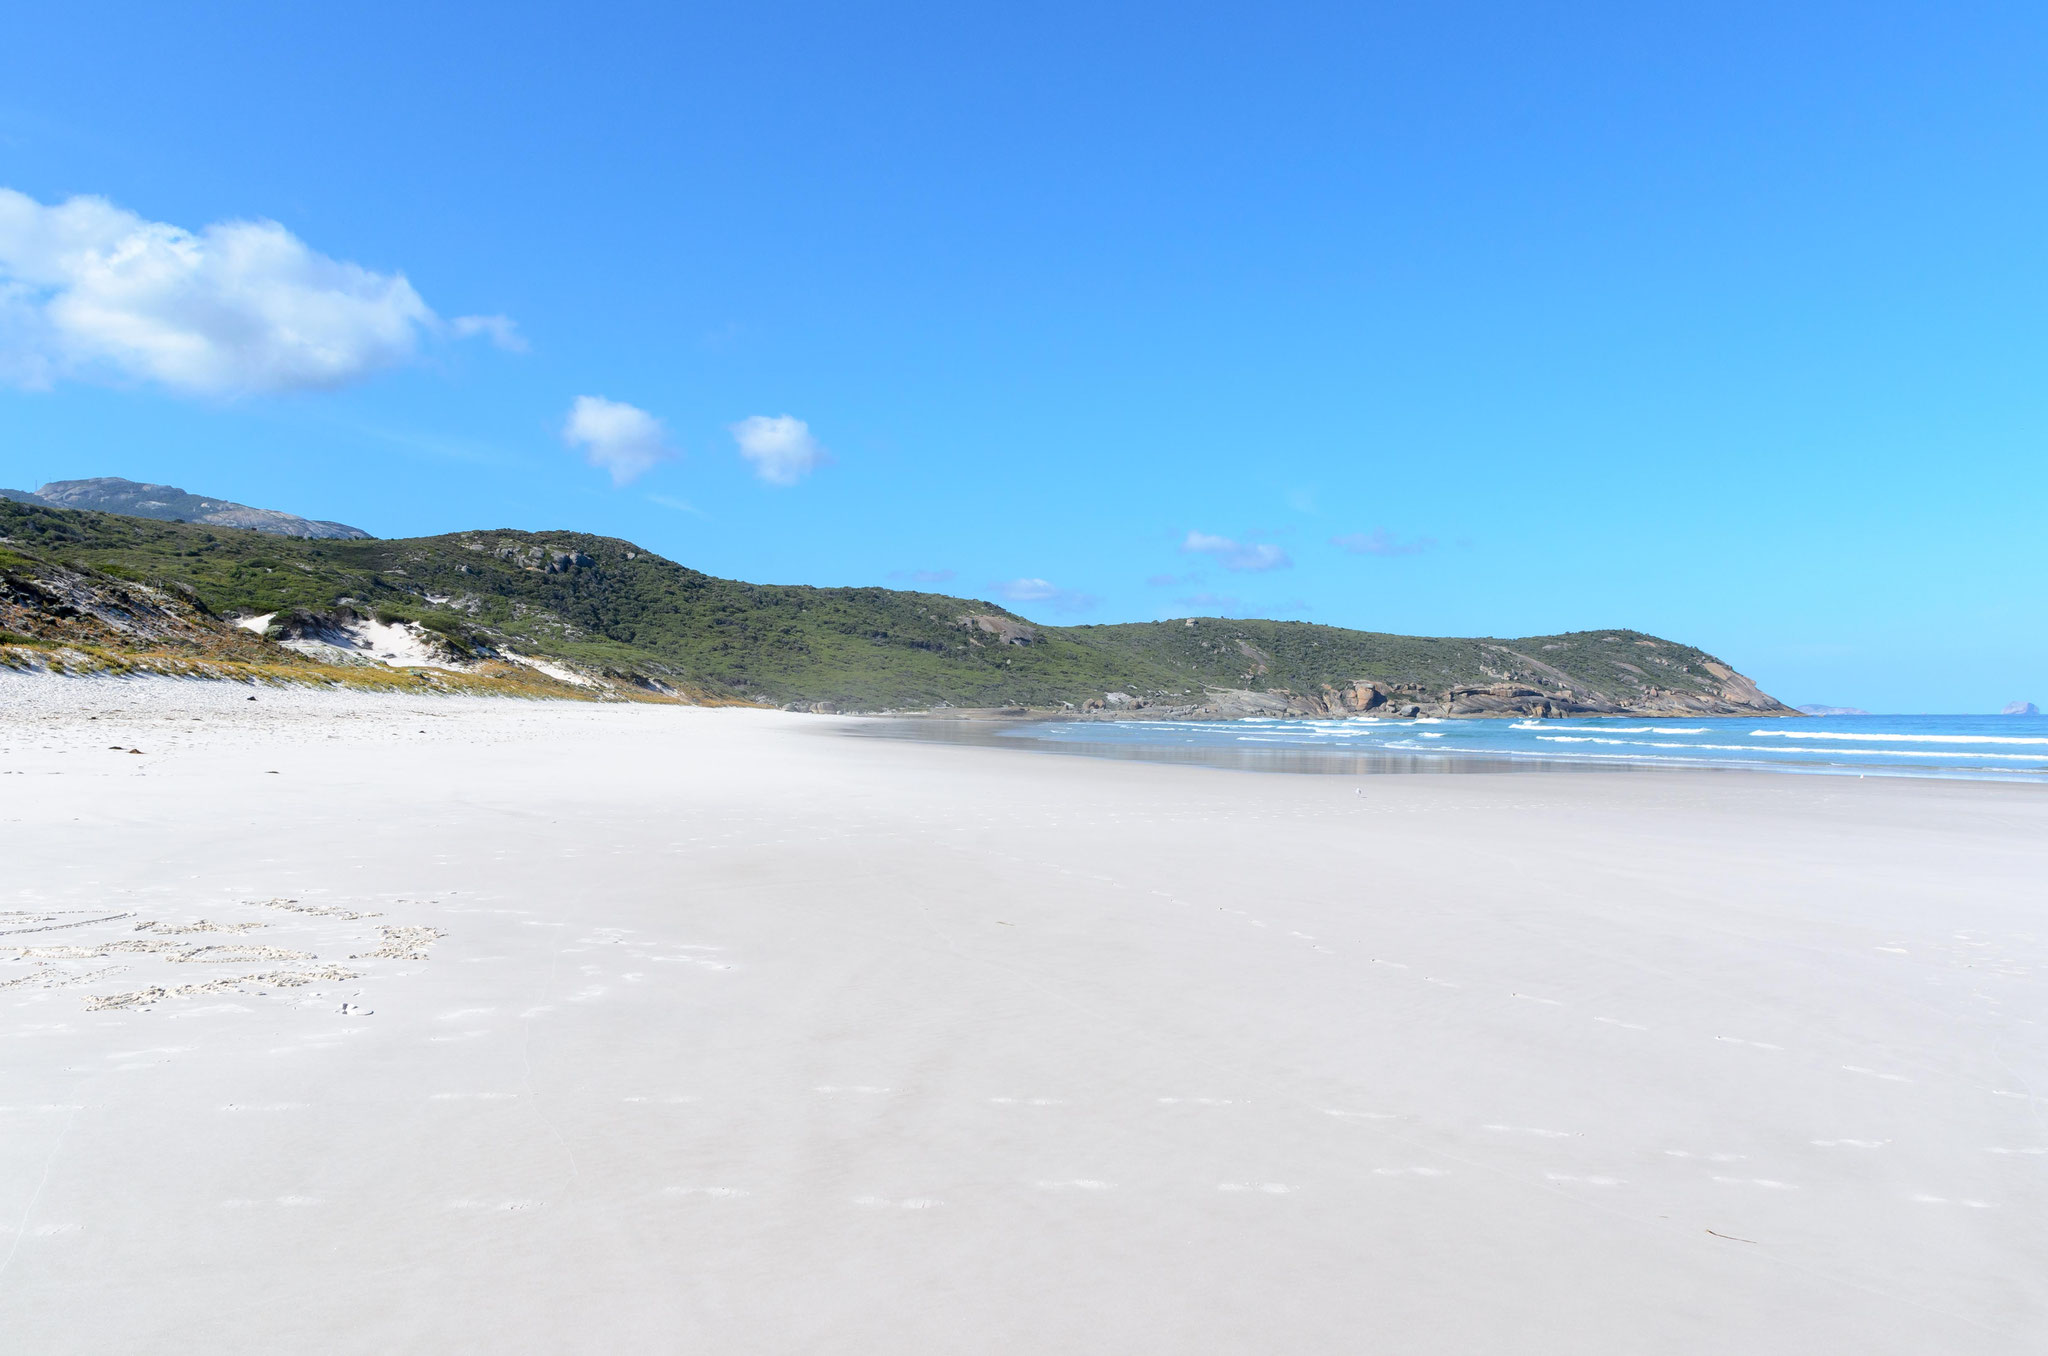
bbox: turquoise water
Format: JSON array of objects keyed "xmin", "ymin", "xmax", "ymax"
[{"xmin": 971, "ymin": 713, "xmax": 2048, "ymax": 780}]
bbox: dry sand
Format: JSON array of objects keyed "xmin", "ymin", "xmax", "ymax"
[{"xmin": 2, "ymin": 674, "xmax": 2044, "ymax": 1353}]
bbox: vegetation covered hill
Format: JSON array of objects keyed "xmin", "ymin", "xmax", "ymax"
[{"xmin": 0, "ymin": 499, "xmax": 1793, "ymax": 717}]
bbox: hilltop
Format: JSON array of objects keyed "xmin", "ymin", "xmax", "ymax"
[
  {"xmin": 1, "ymin": 477, "xmax": 370, "ymax": 540},
  {"xmin": 0, "ymin": 499, "xmax": 1794, "ymax": 717}
]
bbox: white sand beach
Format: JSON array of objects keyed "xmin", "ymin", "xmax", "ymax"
[{"xmin": 2, "ymin": 675, "xmax": 2044, "ymax": 1353}]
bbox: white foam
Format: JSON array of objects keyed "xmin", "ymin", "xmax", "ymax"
[
  {"xmin": 1514, "ymin": 724, "xmax": 1707, "ymax": 734},
  {"xmin": 1535, "ymin": 737, "xmax": 2048, "ymax": 761},
  {"xmin": 1752, "ymin": 730, "xmax": 2048, "ymax": 746}
]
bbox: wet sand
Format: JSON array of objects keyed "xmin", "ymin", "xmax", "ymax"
[{"xmin": 2, "ymin": 675, "xmax": 2044, "ymax": 1353}]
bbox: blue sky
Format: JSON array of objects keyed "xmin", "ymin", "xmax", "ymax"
[{"xmin": 2, "ymin": 2, "xmax": 2042, "ymax": 712}]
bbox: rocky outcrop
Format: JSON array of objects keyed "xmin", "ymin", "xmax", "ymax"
[
  {"xmin": 1064, "ymin": 667, "xmax": 1791, "ymax": 722},
  {"xmin": 959, "ymin": 614, "xmax": 1038, "ymax": 646}
]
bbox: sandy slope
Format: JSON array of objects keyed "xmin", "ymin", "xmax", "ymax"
[{"xmin": 1, "ymin": 675, "xmax": 2044, "ymax": 1354}]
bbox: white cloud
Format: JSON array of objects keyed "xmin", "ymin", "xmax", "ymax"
[
  {"xmin": 563, "ymin": 395, "xmax": 673, "ymax": 486},
  {"xmin": 0, "ymin": 188, "xmax": 508, "ymax": 396},
  {"xmin": 1181, "ymin": 530, "xmax": 1291, "ymax": 572},
  {"xmin": 729, "ymin": 414, "xmax": 829, "ymax": 486},
  {"xmin": 991, "ymin": 577, "xmax": 1098, "ymax": 614}
]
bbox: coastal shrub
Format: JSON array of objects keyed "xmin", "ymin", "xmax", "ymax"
[{"xmin": 0, "ymin": 498, "xmax": 1773, "ymax": 714}]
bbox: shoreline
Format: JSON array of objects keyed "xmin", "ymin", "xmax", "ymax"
[{"xmin": 846, "ymin": 710, "xmax": 2048, "ymax": 786}]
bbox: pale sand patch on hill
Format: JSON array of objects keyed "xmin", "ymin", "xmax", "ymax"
[{"xmin": 0, "ymin": 672, "xmax": 2044, "ymax": 1353}]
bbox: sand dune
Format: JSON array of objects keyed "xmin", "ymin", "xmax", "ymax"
[{"xmin": 1, "ymin": 675, "xmax": 2044, "ymax": 1352}]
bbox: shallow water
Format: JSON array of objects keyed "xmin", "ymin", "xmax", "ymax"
[{"xmin": 863, "ymin": 712, "xmax": 2048, "ymax": 781}]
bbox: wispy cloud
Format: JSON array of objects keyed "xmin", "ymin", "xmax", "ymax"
[
  {"xmin": 1332, "ymin": 528, "xmax": 1436, "ymax": 557},
  {"xmin": 889, "ymin": 568, "xmax": 957, "ymax": 584},
  {"xmin": 0, "ymin": 188, "xmax": 510, "ymax": 396},
  {"xmin": 1182, "ymin": 530, "xmax": 1291, "ymax": 572},
  {"xmin": 990, "ymin": 577, "xmax": 1098, "ymax": 614},
  {"xmin": 730, "ymin": 414, "xmax": 829, "ymax": 486},
  {"xmin": 644, "ymin": 492, "xmax": 705, "ymax": 516},
  {"xmin": 563, "ymin": 395, "xmax": 674, "ymax": 486},
  {"xmin": 450, "ymin": 313, "xmax": 526, "ymax": 352}
]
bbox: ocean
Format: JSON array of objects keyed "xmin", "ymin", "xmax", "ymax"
[{"xmin": 880, "ymin": 712, "xmax": 2048, "ymax": 781}]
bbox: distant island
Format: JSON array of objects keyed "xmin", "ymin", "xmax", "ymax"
[
  {"xmin": 0, "ymin": 494, "xmax": 1797, "ymax": 719},
  {"xmin": 0, "ymin": 477, "xmax": 369, "ymax": 540},
  {"xmin": 2004, "ymin": 700, "xmax": 2040, "ymax": 716},
  {"xmin": 1796, "ymin": 704, "xmax": 1869, "ymax": 716}
]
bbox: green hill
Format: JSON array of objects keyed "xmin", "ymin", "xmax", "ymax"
[{"xmin": 0, "ymin": 499, "xmax": 1792, "ymax": 717}]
